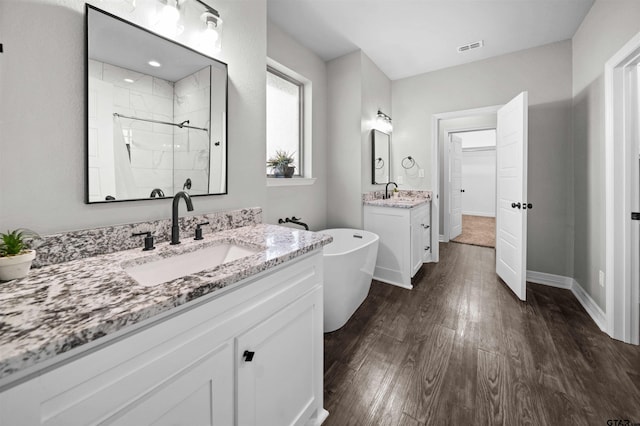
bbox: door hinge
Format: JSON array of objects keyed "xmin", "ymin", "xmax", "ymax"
[{"xmin": 632, "ymin": 212, "xmax": 640, "ymax": 220}]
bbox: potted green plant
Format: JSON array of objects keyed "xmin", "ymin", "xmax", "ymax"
[
  {"xmin": 267, "ymin": 150, "xmax": 296, "ymax": 178},
  {"xmin": 0, "ymin": 229, "xmax": 39, "ymax": 281}
]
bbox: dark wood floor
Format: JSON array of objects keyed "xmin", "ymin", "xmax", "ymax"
[{"xmin": 323, "ymin": 242, "xmax": 640, "ymax": 426}]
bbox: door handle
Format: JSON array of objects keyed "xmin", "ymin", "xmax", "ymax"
[
  {"xmin": 460, "ymin": 189, "xmax": 465, "ymax": 193},
  {"xmin": 511, "ymin": 202, "xmax": 521, "ymax": 209},
  {"xmin": 243, "ymin": 350, "xmax": 255, "ymax": 362},
  {"xmin": 522, "ymin": 203, "xmax": 533, "ymax": 210}
]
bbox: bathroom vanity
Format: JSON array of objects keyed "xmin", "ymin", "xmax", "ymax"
[
  {"xmin": 0, "ymin": 210, "xmax": 331, "ymax": 425},
  {"xmin": 363, "ymin": 192, "xmax": 432, "ymax": 289}
]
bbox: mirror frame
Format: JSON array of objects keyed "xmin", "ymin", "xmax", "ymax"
[
  {"xmin": 85, "ymin": 4, "xmax": 228, "ymax": 204},
  {"xmin": 371, "ymin": 129, "xmax": 391, "ymax": 185}
]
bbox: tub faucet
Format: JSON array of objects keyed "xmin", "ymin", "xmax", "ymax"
[
  {"xmin": 171, "ymin": 191, "xmax": 194, "ymax": 245},
  {"xmin": 385, "ymin": 182, "xmax": 398, "ymax": 199},
  {"xmin": 279, "ymin": 216, "xmax": 309, "ymax": 230}
]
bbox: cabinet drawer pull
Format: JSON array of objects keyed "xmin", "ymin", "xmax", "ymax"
[
  {"xmin": 424, "ymin": 246, "xmax": 430, "ymax": 251},
  {"xmin": 243, "ymin": 350, "xmax": 255, "ymax": 362}
]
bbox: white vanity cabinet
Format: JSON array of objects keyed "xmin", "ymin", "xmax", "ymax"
[
  {"xmin": 0, "ymin": 252, "xmax": 326, "ymax": 426},
  {"xmin": 364, "ymin": 202, "xmax": 431, "ymax": 289}
]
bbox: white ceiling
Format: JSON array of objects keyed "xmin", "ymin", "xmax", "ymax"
[{"xmin": 267, "ymin": 0, "xmax": 595, "ymax": 80}]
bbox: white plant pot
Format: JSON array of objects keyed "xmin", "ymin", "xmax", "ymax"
[{"xmin": 0, "ymin": 250, "xmax": 36, "ymax": 281}]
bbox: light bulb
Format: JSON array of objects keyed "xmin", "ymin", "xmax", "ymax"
[
  {"xmin": 161, "ymin": 2, "xmax": 179, "ymax": 23},
  {"xmin": 198, "ymin": 12, "xmax": 222, "ymax": 54},
  {"xmin": 155, "ymin": 0, "xmax": 183, "ymax": 37},
  {"xmin": 204, "ymin": 21, "xmax": 219, "ymax": 43},
  {"xmin": 376, "ymin": 114, "xmax": 392, "ymax": 133}
]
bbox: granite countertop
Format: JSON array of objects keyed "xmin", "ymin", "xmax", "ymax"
[
  {"xmin": 363, "ymin": 193, "xmax": 431, "ymax": 209},
  {"xmin": 0, "ymin": 224, "xmax": 332, "ymax": 383}
]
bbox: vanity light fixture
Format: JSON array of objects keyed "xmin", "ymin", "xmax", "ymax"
[
  {"xmin": 376, "ymin": 110, "xmax": 393, "ymax": 133},
  {"xmin": 195, "ymin": 0, "xmax": 223, "ymax": 53}
]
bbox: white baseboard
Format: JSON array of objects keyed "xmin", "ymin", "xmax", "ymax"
[
  {"xmin": 312, "ymin": 409, "xmax": 329, "ymax": 425},
  {"xmin": 526, "ymin": 270, "xmax": 607, "ymax": 332},
  {"xmin": 570, "ymin": 279, "xmax": 607, "ymax": 332},
  {"xmin": 526, "ymin": 270, "xmax": 573, "ymax": 289}
]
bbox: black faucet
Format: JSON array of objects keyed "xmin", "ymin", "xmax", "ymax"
[
  {"xmin": 279, "ymin": 216, "xmax": 309, "ymax": 230},
  {"xmin": 385, "ymin": 182, "xmax": 398, "ymax": 199},
  {"xmin": 171, "ymin": 191, "xmax": 194, "ymax": 245}
]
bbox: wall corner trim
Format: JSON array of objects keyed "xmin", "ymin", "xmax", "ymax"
[{"xmin": 526, "ymin": 270, "xmax": 607, "ymax": 332}]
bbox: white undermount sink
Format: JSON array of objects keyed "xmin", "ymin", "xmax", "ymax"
[{"xmin": 123, "ymin": 243, "xmax": 260, "ymax": 287}]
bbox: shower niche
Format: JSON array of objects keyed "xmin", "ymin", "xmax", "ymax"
[{"xmin": 86, "ymin": 5, "xmax": 228, "ymax": 203}]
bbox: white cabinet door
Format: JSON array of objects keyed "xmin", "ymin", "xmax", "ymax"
[
  {"xmin": 40, "ymin": 337, "xmax": 234, "ymax": 426},
  {"xmin": 107, "ymin": 342, "xmax": 234, "ymax": 426},
  {"xmin": 237, "ymin": 287, "xmax": 322, "ymax": 426},
  {"xmin": 422, "ymin": 205, "xmax": 432, "ymax": 263},
  {"xmin": 364, "ymin": 205, "xmax": 412, "ymax": 289}
]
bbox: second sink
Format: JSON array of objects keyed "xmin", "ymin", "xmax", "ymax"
[{"xmin": 124, "ymin": 242, "xmax": 260, "ymax": 287}]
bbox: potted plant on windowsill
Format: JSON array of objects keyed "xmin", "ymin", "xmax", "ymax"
[
  {"xmin": 0, "ymin": 229, "xmax": 39, "ymax": 281},
  {"xmin": 267, "ymin": 150, "xmax": 296, "ymax": 178}
]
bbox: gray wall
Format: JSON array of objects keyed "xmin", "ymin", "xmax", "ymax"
[
  {"xmin": 326, "ymin": 50, "xmax": 391, "ymax": 229},
  {"xmin": 572, "ymin": 0, "xmax": 640, "ymax": 309},
  {"xmin": 327, "ymin": 51, "xmax": 362, "ymax": 229},
  {"xmin": 361, "ymin": 53, "xmax": 392, "ymax": 194},
  {"xmin": 393, "ymin": 40, "xmax": 574, "ymax": 277},
  {"xmin": 265, "ymin": 21, "xmax": 328, "ymax": 231}
]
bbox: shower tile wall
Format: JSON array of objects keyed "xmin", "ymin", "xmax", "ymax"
[
  {"xmin": 89, "ymin": 59, "xmax": 174, "ymax": 199},
  {"xmin": 89, "ymin": 60, "xmax": 212, "ymax": 199},
  {"xmin": 173, "ymin": 67, "xmax": 211, "ymax": 195}
]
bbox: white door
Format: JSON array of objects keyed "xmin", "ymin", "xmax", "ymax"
[
  {"xmin": 449, "ymin": 134, "xmax": 463, "ymax": 239},
  {"xmin": 496, "ymin": 92, "xmax": 528, "ymax": 301}
]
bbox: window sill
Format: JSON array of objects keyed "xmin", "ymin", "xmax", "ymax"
[{"xmin": 266, "ymin": 177, "xmax": 317, "ymax": 187}]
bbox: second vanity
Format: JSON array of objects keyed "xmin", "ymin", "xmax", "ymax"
[
  {"xmin": 363, "ymin": 191, "xmax": 432, "ymax": 289},
  {"xmin": 0, "ymin": 208, "xmax": 331, "ymax": 425}
]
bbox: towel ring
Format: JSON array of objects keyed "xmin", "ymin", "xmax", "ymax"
[
  {"xmin": 401, "ymin": 156, "xmax": 416, "ymax": 169},
  {"xmin": 375, "ymin": 157, "xmax": 385, "ymax": 169}
]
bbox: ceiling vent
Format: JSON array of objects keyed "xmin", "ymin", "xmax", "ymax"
[{"xmin": 457, "ymin": 40, "xmax": 484, "ymax": 53}]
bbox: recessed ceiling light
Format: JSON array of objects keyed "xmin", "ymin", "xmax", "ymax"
[
  {"xmin": 124, "ymin": 78, "xmax": 134, "ymax": 83},
  {"xmin": 148, "ymin": 60, "xmax": 161, "ymax": 67}
]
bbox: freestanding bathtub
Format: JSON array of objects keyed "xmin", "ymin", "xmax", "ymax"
[{"xmin": 321, "ymin": 229, "xmax": 379, "ymax": 332}]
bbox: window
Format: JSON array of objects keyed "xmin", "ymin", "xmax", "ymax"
[{"xmin": 266, "ymin": 66, "xmax": 303, "ymax": 176}]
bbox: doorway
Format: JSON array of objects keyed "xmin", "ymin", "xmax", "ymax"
[
  {"xmin": 432, "ymin": 93, "xmax": 529, "ymax": 301},
  {"xmin": 605, "ymin": 31, "xmax": 640, "ymax": 345},
  {"xmin": 447, "ymin": 129, "xmax": 497, "ymax": 248},
  {"xmin": 436, "ymin": 110, "xmax": 498, "ymax": 244}
]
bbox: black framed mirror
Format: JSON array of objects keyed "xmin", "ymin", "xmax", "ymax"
[
  {"xmin": 372, "ymin": 130, "xmax": 390, "ymax": 184},
  {"xmin": 86, "ymin": 5, "xmax": 227, "ymax": 203}
]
